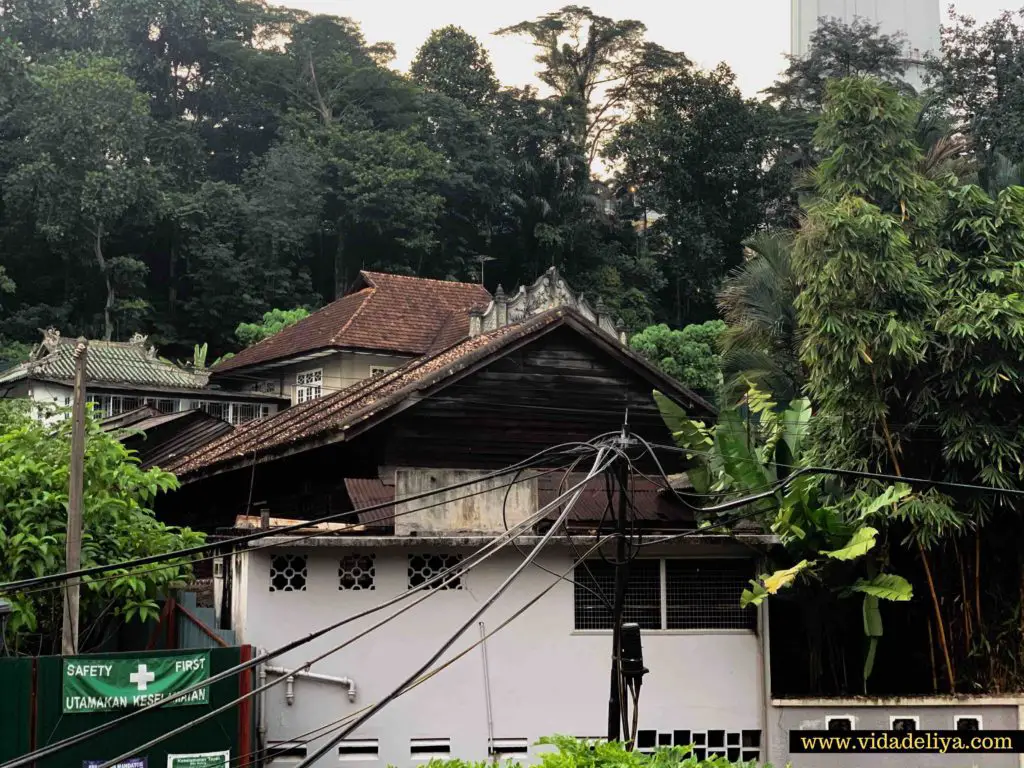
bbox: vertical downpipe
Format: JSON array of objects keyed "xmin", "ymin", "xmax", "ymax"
[
  {"xmin": 479, "ymin": 622, "xmax": 495, "ymax": 759},
  {"xmin": 759, "ymin": 599, "xmax": 772, "ymax": 766}
]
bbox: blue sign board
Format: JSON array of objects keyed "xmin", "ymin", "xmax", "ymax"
[{"xmin": 84, "ymin": 759, "xmax": 147, "ymax": 768}]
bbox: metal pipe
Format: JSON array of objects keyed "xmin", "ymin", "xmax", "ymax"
[
  {"xmin": 479, "ymin": 622, "xmax": 495, "ymax": 758},
  {"xmin": 257, "ymin": 652, "xmax": 268, "ymax": 761},
  {"xmin": 264, "ymin": 665, "xmax": 357, "ymax": 702},
  {"xmin": 285, "ymin": 676, "xmax": 295, "ymax": 706}
]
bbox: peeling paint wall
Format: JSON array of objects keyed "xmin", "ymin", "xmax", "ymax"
[{"xmin": 394, "ymin": 469, "xmax": 540, "ymax": 536}]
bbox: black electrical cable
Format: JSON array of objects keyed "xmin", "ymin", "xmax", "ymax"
[
  {"xmin": 0, "ymin": 441, "xmax": 594, "ymax": 595},
  {"xmin": 501, "ymin": 452, "xmax": 614, "ymax": 611},
  {"xmin": 95, "ymin": 481, "xmax": 591, "ymax": 768},
  {"xmin": 290, "ymin": 447, "xmax": 617, "ymax": 768},
  {"xmin": 228, "ymin": 534, "xmax": 616, "ymax": 768},
  {"xmin": 5, "ymin": 463, "xmax": 602, "ymax": 768},
  {"xmin": 10, "ymin": 459, "xmax": 582, "ymax": 602},
  {"xmin": 643, "ymin": 438, "xmax": 1024, "ymax": 498}
]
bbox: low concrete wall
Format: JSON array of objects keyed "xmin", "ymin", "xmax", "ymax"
[{"xmin": 769, "ymin": 698, "xmax": 1023, "ymax": 768}]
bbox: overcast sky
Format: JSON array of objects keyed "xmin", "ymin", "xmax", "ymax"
[{"xmin": 278, "ymin": 0, "xmax": 1014, "ymax": 97}]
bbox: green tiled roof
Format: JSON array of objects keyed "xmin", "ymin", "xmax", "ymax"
[{"xmin": 0, "ymin": 333, "xmax": 204, "ymax": 390}]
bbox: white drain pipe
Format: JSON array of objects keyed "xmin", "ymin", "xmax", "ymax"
[{"xmin": 264, "ymin": 665, "xmax": 357, "ymax": 703}]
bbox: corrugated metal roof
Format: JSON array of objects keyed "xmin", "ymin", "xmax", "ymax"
[
  {"xmin": 212, "ymin": 271, "xmax": 491, "ymax": 373},
  {"xmin": 0, "ymin": 338, "xmax": 204, "ymax": 389},
  {"xmin": 111, "ymin": 409, "xmax": 234, "ymax": 470}
]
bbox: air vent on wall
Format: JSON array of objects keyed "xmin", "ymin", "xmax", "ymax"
[
  {"xmin": 955, "ymin": 715, "xmax": 982, "ymax": 731},
  {"xmin": 491, "ymin": 739, "xmax": 529, "ymax": 757},
  {"xmin": 411, "ymin": 738, "xmax": 451, "ymax": 759},
  {"xmin": 826, "ymin": 716, "xmax": 855, "ymax": 732},
  {"xmin": 338, "ymin": 739, "xmax": 379, "ymax": 761},
  {"xmin": 265, "ymin": 742, "xmax": 306, "ymax": 765},
  {"xmin": 891, "ymin": 716, "xmax": 919, "ymax": 732}
]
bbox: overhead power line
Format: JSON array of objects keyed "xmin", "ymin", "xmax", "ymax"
[
  {"xmin": 9, "ymin": 459, "xmax": 584, "ymax": 602},
  {"xmin": 0, "ymin": 441, "xmax": 596, "ymax": 595},
  {"xmin": 290, "ymin": 446, "xmax": 615, "ymax": 768},
  {"xmin": 233, "ymin": 534, "xmax": 615, "ymax": 768},
  {"xmin": 6, "ymin": 456, "xmax": 613, "ymax": 768}
]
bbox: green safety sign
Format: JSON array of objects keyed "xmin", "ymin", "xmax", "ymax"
[
  {"xmin": 63, "ymin": 653, "xmax": 211, "ymax": 713},
  {"xmin": 166, "ymin": 751, "xmax": 230, "ymax": 768}
]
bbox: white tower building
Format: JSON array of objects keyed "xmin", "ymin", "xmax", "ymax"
[{"xmin": 791, "ymin": 0, "xmax": 941, "ymax": 90}]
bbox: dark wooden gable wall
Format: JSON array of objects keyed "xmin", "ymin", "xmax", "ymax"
[
  {"xmin": 159, "ymin": 325, "xmax": 700, "ymax": 531},
  {"xmin": 381, "ymin": 325, "xmax": 695, "ymax": 469}
]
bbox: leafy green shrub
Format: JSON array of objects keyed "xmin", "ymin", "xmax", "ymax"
[
  {"xmin": 0, "ymin": 400, "xmax": 204, "ymax": 653},
  {"xmin": 418, "ymin": 736, "xmax": 776, "ymax": 768}
]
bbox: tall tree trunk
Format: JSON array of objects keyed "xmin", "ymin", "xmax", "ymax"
[
  {"xmin": 93, "ymin": 224, "xmax": 114, "ymax": 341},
  {"xmin": 334, "ymin": 229, "xmax": 345, "ymax": 299}
]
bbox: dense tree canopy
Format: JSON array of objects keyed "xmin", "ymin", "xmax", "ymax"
[{"xmin": 0, "ymin": 2, "xmax": 794, "ymax": 357}]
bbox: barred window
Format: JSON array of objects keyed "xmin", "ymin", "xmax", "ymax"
[
  {"xmin": 574, "ymin": 560, "xmax": 660, "ymax": 630},
  {"xmin": 339, "ymin": 554, "xmax": 376, "ymax": 590},
  {"xmin": 573, "ymin": 558, "xmax": 755, "ymax": 632},
  {"xmin": 666, "ymin": 560, "xmax": 755, "ymax": 630},
  {"xmin": 270, "ymin": 553, "xmax": 307, "ymax": 592},
  {"xmin": 408, "ymin": 554, "xmax": 464, "ymax": 590}
]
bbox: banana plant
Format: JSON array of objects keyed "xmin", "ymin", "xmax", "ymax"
[{"xmin": 655, "ymin": 384, "xmax": 913, "ymax": 689}]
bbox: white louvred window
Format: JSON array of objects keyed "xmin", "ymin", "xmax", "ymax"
[{"xmin": 295, "ymin": 368, "xmax": 323, "ymax": 404}]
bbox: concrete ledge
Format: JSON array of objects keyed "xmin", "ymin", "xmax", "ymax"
[
  {"xmin": 773, "ymin": 696, "xmax": 1024, "ymax": 707},
  {"xmin": 247, "ymin": 533, "xmax": 779, "ymax": 549}
]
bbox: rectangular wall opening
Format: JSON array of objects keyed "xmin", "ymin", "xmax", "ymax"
[
  {"xmin": 266, "ymin": 742, "xmax": 307, "ymax": 766},
  {"xmin": 491, "ymin": 738, "xmax": 529, "ymax": 758},
  {"xmin": 411, "ymin": 738, "xmax": 451, "ymax": 760},
  {"xmin": 338, "ymin": 739, "xmax": 379, "ymax": 761}
]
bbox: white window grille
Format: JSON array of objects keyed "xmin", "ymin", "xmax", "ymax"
[
  {"xmin": 408, "ymin": 554, "xmax": 464, "ymax": 590},
  {"xmin": 87, "ymin": 394, "xmax": 144, "ymax": 417},
  {"xmin": 573, "ymin": 558, "xmax": 755, "ymax": 631},
  {"xmin": 295, "ymin": 368, "xmax": 323, "ymax": 403},
  {"xmin": 191, "ymin": 400, "xmax": 270, "ymax": 425},
  {"xmin": 369, "ymin": 366, "xmax": 392, "ymax": 377},
  {"xmin": 269, "ymin": 553, "xmax": 308, "ymax": 592},
  {"xmin": 339, "ymin": 554, "xmax": 375, "ymax": 590},
  {"xmin": 249, "ymin": 379, "xmax": 279, "ymax": 395},
  {"xmin": 637, "ymin": 729, "xmax": 760, "ymax": 763}
]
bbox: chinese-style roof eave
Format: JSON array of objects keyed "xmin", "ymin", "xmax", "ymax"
[{"xmin": 172, "ymin": 307, "xmax": 713, "ymax": 482}]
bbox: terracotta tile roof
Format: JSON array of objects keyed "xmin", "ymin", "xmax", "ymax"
[
  {"xmin": 170, "ymin": 313, "xmax": 549, "ymax": 476},
  {"xmin": 212, "ymin": 271, "xmax": 491, "ymax": 373},
  {"xmin": 169, "ymin": 308, "xmax": 714, "ymax": 479}
]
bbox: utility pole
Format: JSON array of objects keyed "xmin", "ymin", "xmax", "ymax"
[
  {"xmin": 62, "ymin": 338, "xmax": 88, "ymax": 656},
  {"xmin": 607, "ymin": 424, "xmax": 632, "ymax": 743}
]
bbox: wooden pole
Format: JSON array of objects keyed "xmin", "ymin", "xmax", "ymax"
[{"xmin": 62, "ymin": 339, "xmax": 88, "ymax": 656}]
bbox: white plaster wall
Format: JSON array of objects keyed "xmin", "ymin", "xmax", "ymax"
[
  {"xmin": 261, "ymin": 351, "xmax": 411, "ymax": 404},
  {"xmin": 240, "ymin": 547, "xmax": 762, "ymax": 767}
]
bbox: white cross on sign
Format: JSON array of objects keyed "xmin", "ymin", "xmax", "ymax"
[{"xmin": 129, "ymin": 663, "xmax": 156, "ymax": 691}]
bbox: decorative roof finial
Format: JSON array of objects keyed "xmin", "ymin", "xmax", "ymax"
[{"xmin": 40, "ymin": 327, "xmax": 61, "ymax": 354}]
